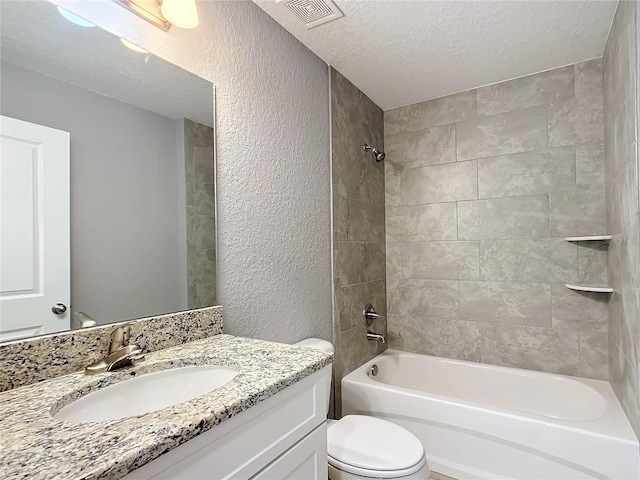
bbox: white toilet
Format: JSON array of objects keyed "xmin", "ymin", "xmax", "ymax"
[{"xmin": 295, "ymin": 338, "xmax": 429, "ymax": 480}]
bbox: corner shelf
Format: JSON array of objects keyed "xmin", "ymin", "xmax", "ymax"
[
  {"xmin": 565, "ymin": 284, "xmax": 614, "ymax": 293},
  {"xmin": 564, "ymin": 235, "xmax": 612, "ymax": 243},
  {"xmin": 563, "ymin": 235, "xmax": 613, "ymax": 293}
]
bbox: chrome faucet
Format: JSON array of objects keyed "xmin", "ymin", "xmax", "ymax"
[
  {"xmin": 363, "ymin": 304, "xmax": 386, "ymax": 343},
  {"xmin": 366, "ymin": 332, "xmax": 386, "ymax": 343},
  {"xmin": 85, "ymin": 324, "xmax": 145, "ymax": 374}
]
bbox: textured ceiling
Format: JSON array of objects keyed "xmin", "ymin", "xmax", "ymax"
[
  {"xmin": 254, "ymin": 0, "xmax": 618, "ymax": 110},
  {"xmin": 0, "ymin": 1, "xmax": 213, "ymax": 126}
]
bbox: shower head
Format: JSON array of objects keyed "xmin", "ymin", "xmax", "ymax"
[{"xmin": 363, "ymin": 144, "xmax": 386, "ymax": 163}]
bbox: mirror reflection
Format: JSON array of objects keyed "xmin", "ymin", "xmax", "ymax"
[{"xmin": 0, "ymin": 1, "xmax": 217, "ymax": 341}]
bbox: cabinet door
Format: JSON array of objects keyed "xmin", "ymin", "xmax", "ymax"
[{"xmin": 253, "ymin": 424, "xmax": 327, "ymax": 480}]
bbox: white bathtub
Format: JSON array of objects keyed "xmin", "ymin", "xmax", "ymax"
[{"xmin": 341, "ymin": 350, "xmax": 640, "ymax": 480}]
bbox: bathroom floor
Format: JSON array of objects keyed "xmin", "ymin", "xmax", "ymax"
[{"xmin": 430, "ymin": 472, "xmax": 457, "ymax": 480}]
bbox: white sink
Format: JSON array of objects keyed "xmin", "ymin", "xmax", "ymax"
[{"xmin": 54, "ymin": 365, "xmax": 238, "ymax": 423}]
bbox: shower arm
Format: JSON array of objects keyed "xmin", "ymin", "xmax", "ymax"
[{"xmin": 363, "ymin": 143, "xmax": 386, "ymax": 163}]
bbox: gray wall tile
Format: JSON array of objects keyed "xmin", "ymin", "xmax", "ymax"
[
  {"xmin": 577, "ymin": 242, "xmax": 608, "ymax": 283},
  {"xmin": 605, "ymin": 91, "xmax": 636, "ymax": 181},
  {"xmin": 574, "ymin": 58, "xmax": 603, "ymax": 98},
  {"xmin": 336, "ymin": 192, "xmax": 349, "ymax": 239},
  {"xmin": 458, "ymin": 195, "xmax": 549, "ymax": 240},
  {"xmin": 480, "ymin": 239, "xmax": 577, "ymax": 283},
  {"xmin": 579, "ymin": 332, "xmax": 609, "ymax": 380},
  {"xmin": 386, "ymin": 203, "xmax": 457, "ymax": 242},
  {"xmin": 386, "ymin": 124, "xmax": 456, "ymax": 169},
  {"xmin": 388, "ymin": 279, "xmax": 459, "ymax": 319},
  {"xmin": 459, "ymin": 281, "xmax": 551, "ymax": 327},
  {"xmin": 399, "ymin": 241, "xmax": 480, "ymax": 280},
  {"xmin": 477, "ymin": 66, "xmax": 574, "ymax": 117},
  {"xmin": 401, "ymin": 160, "xmax": 477, "ymax": 204},
  {"xmin": 385, "ymin": 90, "xmax": 477, "ymax": 134},
  {"xmin": 456, "ymin": 107, "xmax": 547, "ymax": 161},
  {"xmin": 384, "ymin": 58, "xmax": 610, "ymax": 383},
  {"xmin": 548, "ymin": 94, "xmax": 604, "ymax": 147},
  {"xmin": 604, "ymin": 0, "xmax": 639, "ymax": 438},
  {"xmin": 609, "ymin": 340, "xmax": 640, "ymax": 436},
  {"xmin": 338, "ymin": 241, "xmax": 386, "ymax": 286},
  {"xmin": 331, "ymin": 68, "xmax": 387, "ymax": 418},
  {"xmin": 385, "ymin": 167, "xmax": 402, "ymax": 207},
  {"xmin": 338, "ymin": 279, "xmax": 386, "ymax": 333},
  {"xmin": 388, "ymin": 314, "xmax": 480, "ymax": 361},
  {"xmin": 551, "ymin": 284, "xmax": 608, "ymax": 333},
  {"xmin": 576, "ymin": 142, "xmax": 605, "ymax": 189},
  {"xmin": 478, "ymin": 147, "xmax": 575, "ymax": 198},
  {"xmin": 479, "ymin": 324, "xmax": 581, "ymax": 376},
  {"xmin": 386, "ymin": 242, "xmax": 403, "ymax": 282},
  {"xmin": 347, "ymin": 198, "xmax": 385, "ymax": 243},
  {"xmin": 550, "ymin": 189, "xmax": 606, "ymax": 237},
  {"xmin": 337, "ymin": 154, "xmax": 385, "ymax": 206}
]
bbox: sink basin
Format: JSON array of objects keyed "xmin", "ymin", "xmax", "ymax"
[{"xmin": 54, "ymin": 365, "xmax": 238, "ymax": 423}]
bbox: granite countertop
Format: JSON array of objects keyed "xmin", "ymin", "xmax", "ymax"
[{"xmin": 0, "ymin": 334, "xmax": 333, "ymax": 480}]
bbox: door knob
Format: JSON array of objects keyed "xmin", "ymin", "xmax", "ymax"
[{"xmin": 51, "ymin": 303, "xmax": 67, "ymax": 314}]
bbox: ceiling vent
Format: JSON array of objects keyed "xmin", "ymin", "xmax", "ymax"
[{"xmin": 283, "ymin": 0, "xmax": 344, "ymax": 29}]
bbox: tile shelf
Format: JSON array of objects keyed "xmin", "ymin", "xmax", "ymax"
[
  {"xmin": 564, "ymin": 235, "xmax": 612, "ymax": 243},
  {"xmin": 563, "ymin": 235, "xmax": 613, "ymax": 293},
  {"xmin": 565, "ymin": 284, "xmax": 614, "ymax": 293}
]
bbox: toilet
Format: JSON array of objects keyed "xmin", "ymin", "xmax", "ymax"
[{"xmin": 295, "ymin": 338, "xmax": 429, "ymax": 480}]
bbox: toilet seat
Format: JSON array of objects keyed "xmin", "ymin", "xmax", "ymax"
[{"xmin": 327, "ymin": 415, "xmax": 426, "ymax": 478}]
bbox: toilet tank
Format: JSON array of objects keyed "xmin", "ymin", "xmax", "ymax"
[{"xmin": 294, "ymin": 338, "xmax": 333, "ymax": 415}]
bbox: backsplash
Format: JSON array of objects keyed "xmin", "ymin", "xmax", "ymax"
[
  {"xmin": 384, "ymin": 59, "xmax": 609, "ymax": 379},
  {"xmin": 0, "ymin": 306, "xmax": 223, "ymax": 392}
]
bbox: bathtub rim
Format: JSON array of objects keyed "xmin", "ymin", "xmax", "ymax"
[{"xmin": 342, "ymin": 349, "xmax": 639, "ymax": 445}]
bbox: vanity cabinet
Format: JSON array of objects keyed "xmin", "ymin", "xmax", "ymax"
[{"xmin": 124, "ymin": 365, "xmax": 330, "ymax": 480}]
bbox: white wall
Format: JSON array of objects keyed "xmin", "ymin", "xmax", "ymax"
[
  {"xmin": 55, "ymin": 0, "xmax": 332, "ymax": 342},
  {"xmin": 1, "ymin": 61, "xmax": 186, "ymax": 324}
]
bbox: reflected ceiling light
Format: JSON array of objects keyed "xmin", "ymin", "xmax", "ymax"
[
  {"xmin": 112, "ymin": 0, "xmax": 199, "ymax": 31},
  {"xmin": 57, "ymin": 6, "xmax": 96, "ymax": 27},
  {"xmin": 120, "ymin": 38, "xmax": 149, "ymax": 54},
  {"xmin": 161, "ymin": 0, "xmax": 199, "ymax": 29}
]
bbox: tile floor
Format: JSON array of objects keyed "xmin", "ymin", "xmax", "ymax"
[{"xmin": 430, "ymin": 472, "xmax": 457, "ymax": 480}]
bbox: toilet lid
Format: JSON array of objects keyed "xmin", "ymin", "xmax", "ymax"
[{"xmin": 327, "ymin": 415, "xmax": 425, "ymax": 475}]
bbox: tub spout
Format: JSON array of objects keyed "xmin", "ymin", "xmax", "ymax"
[{"xmin": 366, "ymin": 331, "xmax": 386, "ymax": 343}]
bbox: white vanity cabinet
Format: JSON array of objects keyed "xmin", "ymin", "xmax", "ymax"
[{"xmin": 125, "ymin": 365, "xmax": 330, "ymax": 480}]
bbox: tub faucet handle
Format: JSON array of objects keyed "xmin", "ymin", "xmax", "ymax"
[{"xmin": 363, "ymin": 303, "xmax": 383, "ymax": 327}]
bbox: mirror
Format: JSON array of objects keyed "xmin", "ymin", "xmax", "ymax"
[{"xmin": 0, "ymin": 1, "xmax": 217, "ymax": 341}]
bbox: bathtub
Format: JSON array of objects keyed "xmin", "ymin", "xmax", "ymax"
[{"xmin": 341, "ymin": 350, "xmax": 640, "ymax": 480}]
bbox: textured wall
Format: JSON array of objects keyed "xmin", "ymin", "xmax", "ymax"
[
  {"xmin": 331, "ymin": 68, "xmax": 386, "ymax": 417},
  {"xmin": 184, "ymin": 120, "xmax": 217, "ymax": 309},
  {"xmin": 385, "ymin": 60, "xmax": 608, "ymax": 378},
  {"xmin": 58, "ymin": 0, "xmax": 332, "ymax": 343},
  {"xmin": 604, "ymin": 0, "xmax": 640, "ymax": 439}
]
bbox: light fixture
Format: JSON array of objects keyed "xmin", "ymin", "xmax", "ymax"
[
  {"xmin": 113, "ymin": 0, "xmax": 199, "ymax": 31},
  {"xmin": 57, "ymin": 6, "xmax": 96, "ymax": 27},
  {"xmin": 161, "ymin": 0, "xmax": 199, "ymax": 29},
  {"xmin": 120, "ymin": 38, "xmax": 149, "ymax": 54}
]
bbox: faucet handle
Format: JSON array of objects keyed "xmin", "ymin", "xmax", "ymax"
[
  {"xmin": 108, "ymin": 324, "xmax": 131, "ymax": 354},
  {"xmin": 363, "ymin": 303, "xmax": 383, "ymax": 327}
]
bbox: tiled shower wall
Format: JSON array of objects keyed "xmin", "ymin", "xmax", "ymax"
[
  {"xmin": 185, "ymin": 119, "xmax": 217, "ymax": 308},
  {"xmin": 604, "ymin": 0, "xmax": 639, "ymax": 438},
  {"xmin": 384, "ymin": 60, "xmax": 609, "ymax": 379},
  {"xmin": 331, "ymin": 68, "xmax": 386, "ymax": 417}
]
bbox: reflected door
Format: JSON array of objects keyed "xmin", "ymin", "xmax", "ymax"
[{"xmin": 0, "ymin": 116, "xmax": 70, "ymax": 341}]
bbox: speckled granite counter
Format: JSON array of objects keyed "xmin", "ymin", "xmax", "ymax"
[{"xmin": 0, "ymin": 334, "xmax": 333, "ymax": 480}]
